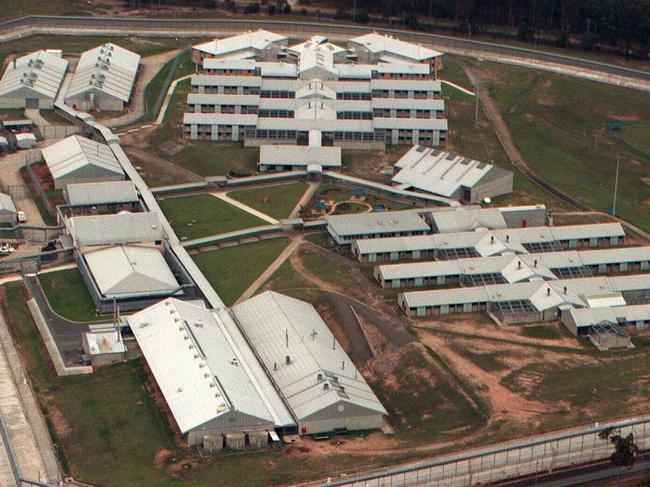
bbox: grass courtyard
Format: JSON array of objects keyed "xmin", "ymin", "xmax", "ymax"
[
  {"xmin": 192, "ymin": 238, "xmax": 290, "ymax": 305},
  {"xmin": 228, "ymin": 182, "xmax": 308, "ymax": 220},
  {"xmin": 38, "ymin": 269, "xmax": 104, "ymax": 322},
  {"xmin": 158, "ymin": 194, "xmax": 266, "ymax": 241},
  {"xmin": 148, "ymin": 80, "xmax": 259, "ymax": 177}
]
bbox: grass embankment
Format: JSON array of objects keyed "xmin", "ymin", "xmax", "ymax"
[
  {"xmin": 192, "ymin": 238, "xmax": 290, "ymax": 305},
  {"xmin": 442, "ymin": 56, "xmax": 571, "ymax": 210},
  {"xmin": 148, "ymin": 79, "xmax": 258, "ymax": 176},
  {"xmin": 39, "ymin": 269, "xmax": 103, "ymax": 322},
  {"xmin": 484, "ymin": 61, "xmax": 650, "ymax": 230},
  {"xmin": 228, "ymin": 182, "xmax": 308, "ymax": 219},
  {"xmin": 158, "ymin": 194, "xmax": 265, "ymax": 241}
]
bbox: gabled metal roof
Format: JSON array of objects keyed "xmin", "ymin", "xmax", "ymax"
[
  {"xmin": 41, "ymin": 135, "xmax": 125, "ymax": 180},
  {"xmin": 0, "ymin": 50, "xmax": 68, "ymax": 99},
  {"xmin": 83, "ymin": 245, "xmax": 179, "ymax": 298},
  {"xmin": 233, "ymin": 292, "xmax": 387, "ymax": 420},
  {"xmin": 66, "ymin": 211, "xmax": 163, "ymax": 246},
  {"xmin": 66, "ymin": 180, "xmax": 138, "ymax": 206}
]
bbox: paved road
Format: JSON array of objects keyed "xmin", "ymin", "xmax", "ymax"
[
  {"xmin": 23, "ymin": 274, "xmax": 90, "ymax": 366},
  {"xmin": 0, "ymin": 150, "xmax": 46, "ymax": 227},
  {"xmin": 0, "ymin": 17, "xmax": 648, "ymax": 91},
  {"xmin": 496, "ymin": 452, "xmax": 650, "ymax": 486},
  {"xmin": 211, "ymin": 192, "xmax": 279, "ymax": 224}
]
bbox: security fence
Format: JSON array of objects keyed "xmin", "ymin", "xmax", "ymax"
[{"xmin": 315, "ymin": 417, "xmax": 650, "ymax": 487}]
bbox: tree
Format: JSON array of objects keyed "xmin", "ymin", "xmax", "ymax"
[{"xmin": 599, "ymin": 427, "xmax": 640, "ymax": 467}]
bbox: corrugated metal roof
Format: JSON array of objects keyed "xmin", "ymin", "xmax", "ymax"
[
  {"xmin": 350, "ymin": 33, "xmax": 443, "ymax": 61},
  {"xmin": 0, "ymin": 193, "xmax": 16, "ymax": 214},
  {"xmin": 83, "ymin": 245, "xmax": 179, "ymax": 297},
  {"xmin": 233, "ymin": 292, "xmax": 387, "ymax": 420},
  {"xmin": 0, "ymin": 50, "xmax": 68, "ymax": 99},
  {"xmin": 430, "ymin": 207, "xmax": 507, "ymax": 233},
  {"xmin": 66, "ymin": 180, "xmax": 138, "ymax": 206},
  {"xmin": 193, "ymin": 30, "xmax": 287, "ymax": 58},
  {"xmin": 66, "ymin": 43, "xmax": 140, "ymax": 103},
  {"xmin": 41, "ymin": 135, "xmax": 124, "ymax": 181},
  {"xmin": 326, "ymin": 209, "xmax": 431, "ymax": 237},
  {"xmin": 127, "ymin": 298, "xmax": 279, "ymax": 433},
  {"xmin": 67, "ymin": 211, "xmax": 164, "ymax": 246},
  {"xmin": 260, "ymin": 145, "xmax": 341, "ymax": 167},
  {"xmin": 392, "ymin": 145, "xmax": 507, "ymax": 198}
]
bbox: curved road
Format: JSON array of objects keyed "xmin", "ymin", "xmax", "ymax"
[{"xmin": 0, "ymin": 16, "xmax": 648, "ymax": 91}]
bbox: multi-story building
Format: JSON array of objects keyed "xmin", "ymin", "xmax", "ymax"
[{"xmin": 183, "ymin": 33, "xmax": 447, "ymax": 148}]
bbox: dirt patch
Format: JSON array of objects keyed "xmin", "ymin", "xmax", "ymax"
[
  {"xmin": 46, "ymin": 402, "xmax": 72, "ymax": 439},
  {"xmin": 418, "ymin": 331, "xmax": 556, "ymax": 423},
  {"xmin": 153, "ymin": 448, "xmax": 174, "ymax": 468}
]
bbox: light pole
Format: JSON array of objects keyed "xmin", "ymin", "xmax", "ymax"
[
  {"xmin": 475, "ymin": 58, "xmax": 483, "ymax": 122},
  {"xmin": 612, "ymin": 155, "xmax": 620, "ymax": 217}
]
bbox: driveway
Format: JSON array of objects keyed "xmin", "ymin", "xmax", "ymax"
[{"xmin": 0, "ymin": 150, "xmax": 45, "ymax": 227}]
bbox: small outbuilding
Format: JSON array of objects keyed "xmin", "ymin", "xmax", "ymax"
[
  {"xmin": 82, "ymin": 324, "xmax": 127, "ymax": 367},
  {"xmin": 0, "ymin": 193, "xmax": 17, "ymax": 223},
  {"xmin": 15, "ymin": 133, "xmax": 37, "ymax": 149},
  {"xmin": 41, "ymin": 135, "xmax": 125, "ymax": 189}
]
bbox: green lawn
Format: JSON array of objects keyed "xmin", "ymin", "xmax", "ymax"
[
  {"xmin": 617, "ymin": 124, "xmax": 650, "ymax": 154},
  {"xmin": 228, "ymin": 182, "xmax": 308, "ymax": 219},
  {"xmin": 149, "ymin": 79, "xmax": 258, "ymax": 176},
  {"xmin": 192, "ymin": 238, "xmax": 290, "ymax": 305},
  {"xmin": 158, "ymin": 194, "xmax": 265, "ymax": 241},
  {"xmin": 144, "ymin": 51, "xmax": 195, "ymax": 121},
  {"xmin": 38, "ymin": 269, "xmax": 104, "ymax": 322},
  {"xmin": 442, "ymin": 56, "xmax": 571, "ymax": 210},
  {"xmin": 37, "ymin": 109, "xmax": 72, "ymax": 125},
  {"xmin": 485, "ymin": 62, "xmax": 650, "ymax": 230},
  {"xmin": 520, "ymin": 325, "xmax": 561, "ymax": 340},
  {"xmin": 313, "ymin": 184, "xmax": 414, "ymax": 211}
]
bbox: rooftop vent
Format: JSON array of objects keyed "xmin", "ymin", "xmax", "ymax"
[{"xmin": 231, "ymin": 358, "xmax": 239, "ymax": 366}]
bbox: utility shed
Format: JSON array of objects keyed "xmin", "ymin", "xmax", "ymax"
[
  {"xmin": 66, "ymin": 43, "xmax": 141, "ymax": 111},
  {"xmin": 80, "ymin": 245, "xmax": 180, "ymax": 312},
  {"xmin": 0, "ymin": 193, "xmax": 17, "ymax": 223},
  {"xmin": 127, "ymin": 298, "xmax": 288, "ymax": 447},
  {"xmin": 425, "ymin": 206, "xmax": 507, "ymax": 233},
  {"xmin": 82, "ymin": 324, "xmax": 127, "ymax": 367},
  {"xmin": 0, "ymin": 50, "xmax": 69, "ymax": 109},
  {"xmin": 41, "ymin": 135, "xmax": 125, "ymax": 189},
  {"xmin": 233, "ymin": 291, "xmax": 387, "ymax": 435},
  {"xmin": 66, "ymin": 180, "xmax": 138, "ymax": 206},
  {"xmin": 66, "ymin": 211, "xmax": 164, "ymax": 247},
  {"xmin": 392, "ymin": 146, "xmax": 513, "ymax": 203}
]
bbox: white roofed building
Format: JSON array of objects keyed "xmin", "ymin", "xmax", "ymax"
[
  {"xmin": 78, "ymin": 245, "xmax": 182, "ymax": 312},
  {"xmin": 0, "ymin": 193, "xmax": 17, "ymax": 224},
  {"xmin": 233, "ymin": 291, "xmax": 387, "ymax": 434},
  {"xmin": 184, "ymin": 31, "xmax": 448, "ymax": 149},
  {"xmin": 191, "ymin": 30, "xmax": 288, "ymax": 64},
  {"xmin": 66, "ymin": 43, "xmax": 141, "ymax": 111},
  {"xmin": 65, "ymin": 212, "xmax": 163, "ymax": 247},
  {"xmin": 0, "ymin": 50, "xmax": 68, "ymax": 109},
  {"xmin": 392, "ymin": 146, "xmax": 513, "ymax": 203},
  {"xmin": 65, "ymin": 180, "xmax": 138, "ymax": 206},
  {"xmin": 127, "ymin": 298, "xmax": 294, "ymax": 448},
  {"xmin": 348, "ymin": 32, "xmax": 444, "ymax": 74},
  {"xmin": 41, "ymin": 135, "xmax": 125, "ymax": 189}
]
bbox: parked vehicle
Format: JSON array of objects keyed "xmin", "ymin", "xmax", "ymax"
[
  {"xmin": 0, "ymin": 243, "xmax": 15, "ymax": 255},
  {"xmin": 16, "ymin": 211, "xmax": 26, "ymax": 223}
]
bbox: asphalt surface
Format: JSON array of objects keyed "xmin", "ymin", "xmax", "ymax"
[
  {"xmin": 495, "ymin": 452, "xmax": 650, "ymax": 486},
  {"xmin": 0, "ymin": 16, "xmax": 648, "ymax": 86},
  {"xmin": 23, "ymin": 275, "xmax": 89, "ymax": 365}
]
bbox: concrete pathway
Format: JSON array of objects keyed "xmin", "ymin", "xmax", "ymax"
[
  {"xmin": 289, "ymin": 181, "xmax": 319, "ymax": 219},
  {"xmin": 440, "ymin": 79, "xmax": 476, "ymax": 95},
  {"xmin": 211, "ymin": 192, "xmax": 279, "ymax": 224},
  {"xmin": 0, "ymin": 311, "xmax": 60, "ymax": 484},
  {"xmin": 0, "ymin": 151, "xmax": 45, "ymax": 227},
  {"xmin": 155, "ymin": 74, "xmax": 192, "ymax": 126},
  {"xmin": 235, "ymin": 236, "xmax": 302, "ymax": 304},
  {"xmin": 105, "ymin": 49, "xmax": 181, "ymax": 129}
]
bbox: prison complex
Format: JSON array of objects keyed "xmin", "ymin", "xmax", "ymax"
[{"xmin": 184, "ymin": 31, "xmax": 447, "ymax": 148}]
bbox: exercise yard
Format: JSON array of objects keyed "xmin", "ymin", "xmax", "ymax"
[
  {"xmin": 192, "ymin": 237, "xmax": 290, "ymax": 305},
  {"xmin": 227, "ymin": 182, "xmax": 308, "ymax": 219},
  {"xmin": 158, "ymin": 193, "xmax": 265, "ymax": 241},
  {"xmin": 38, "ymin": 268, "xmax": 103, "ymax": 322}
]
